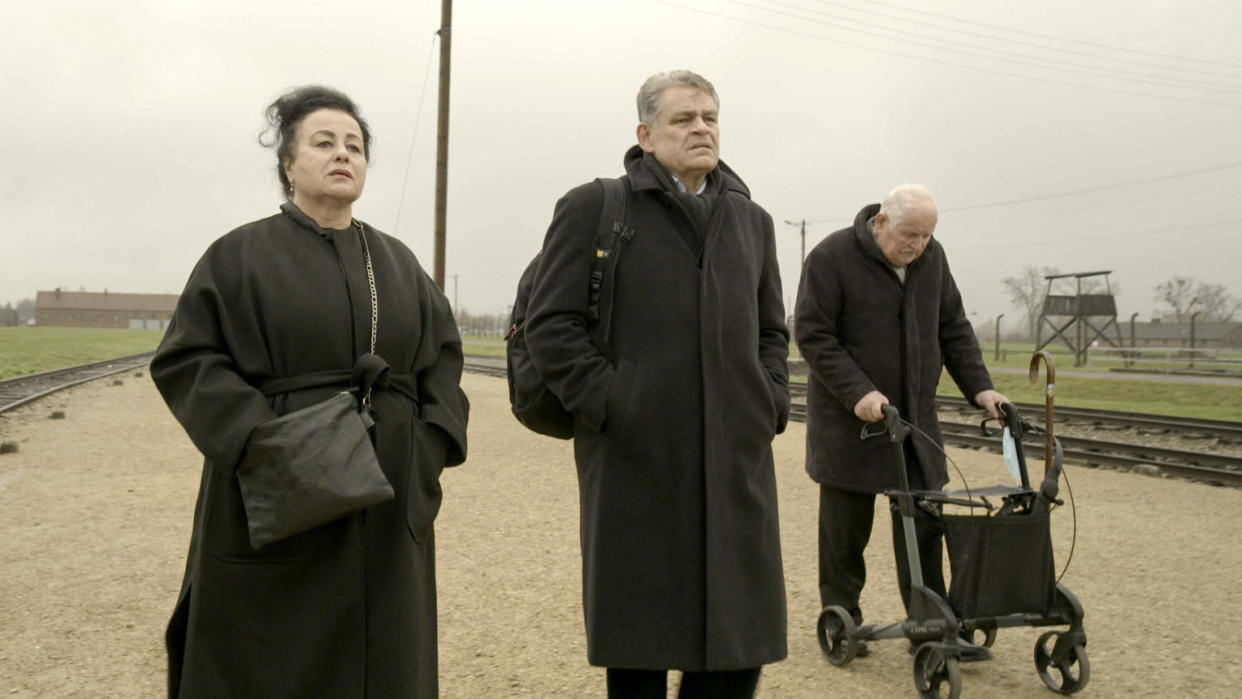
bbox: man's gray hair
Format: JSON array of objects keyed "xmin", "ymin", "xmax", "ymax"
[{"xmin": 636, "ymin": 70, "xmax": 720, "ymax": 125}]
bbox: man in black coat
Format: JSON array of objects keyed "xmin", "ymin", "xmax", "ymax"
[
  {"xmin": 526, "ymin": 70, "xmax": 790, "ymax": 698},
  {"xmin": 794, "ymin": 184, "xmax": 1006, "ymax": 654}
]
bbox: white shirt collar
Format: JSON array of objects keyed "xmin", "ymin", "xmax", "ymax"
[{"xmin": 671, "ymin": 173, "xmax": 707, "ymax": 195}]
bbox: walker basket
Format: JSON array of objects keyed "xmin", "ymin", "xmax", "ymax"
[{"xmin": 942, "ymin": 508, "xmax": 1056, "ymax": 619}]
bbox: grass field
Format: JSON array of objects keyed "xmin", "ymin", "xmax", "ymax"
[
  {"xmin": 939, "ymin": 370, "xmax": 1242, "ymax": 422},
  {"xmin": 793, "ymin": 340, "xmax": 1241, "ymax": 420},
  {"xmin": 4, "ymin": 328, "xmax": 1239, "ymax": 421},
  {"xmin": 973, "ymin": 341, "xmax": 1242, "ymax": 372},
  {"xmin": 461, "ymin": 334, "xmax": 505, "ymax": 358},
  {"xmin": 0, "ymin": 328, "xmax": 163, "ymax": 380}
]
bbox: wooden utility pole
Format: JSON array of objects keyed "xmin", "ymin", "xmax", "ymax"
[
  {"xmin": 433, "ymin": 0, "xmax": 452, "ymax": 290},
  {"xmin": 783, "ymin": 219, "xmax": 807, "ymax": 264}
]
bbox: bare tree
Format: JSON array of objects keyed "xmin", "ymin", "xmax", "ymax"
[
  {"xmin": 1002, "ymin": 266, "xmax": 1059, "ymax": 340},
  {"xmin": 15, "ymin": 297, "xmax": 34, "ymax": 322},
  {"xmin": 1153, "ymin": 276, "xmax": 1196, "ymax": 322},
  {"xmin": 454, "ymin": 308, "xmax": 510, "ymax": 336},
  {"xmin": 1193, "ymin": 282, "xmax": 1241, "ymax": 322},
  {"xmin": 1153, "ymin": 276, "xmax": 1240, "ymax": 322}
]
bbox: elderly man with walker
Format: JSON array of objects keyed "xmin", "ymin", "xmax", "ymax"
[{"xmin": 794, "ymin": 184, "xmax": 1006, "ymax": 657}]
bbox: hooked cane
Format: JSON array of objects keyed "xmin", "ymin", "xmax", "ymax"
[{"xmin": 1029, "ymin": 351, "xmax": 1056, "ymax": 475}]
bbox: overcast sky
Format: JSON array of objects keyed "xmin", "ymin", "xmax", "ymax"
[{"xmin": 3, "ymin": 0, "xmax": 1240, "ymax": 331}]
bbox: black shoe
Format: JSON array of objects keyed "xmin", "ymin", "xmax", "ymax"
[{"xmin": 850, "ymin": 639, "xmax": 870, "ymax": 658}]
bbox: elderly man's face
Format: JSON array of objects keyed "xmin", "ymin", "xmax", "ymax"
[
  {"xmin": 873, "ymin": 204, "xmax": 936, "ymax": 267},
  {"xmin": 636, "ymin": 86, "xmax": 719, "ymax": 185}
]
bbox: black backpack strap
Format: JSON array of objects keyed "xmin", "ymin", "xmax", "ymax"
[{"xmin": 587, "ymin": 177, "xmax": 634, "ymax": 343}]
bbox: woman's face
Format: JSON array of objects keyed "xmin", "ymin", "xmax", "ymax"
[{"xmin": 284, "ymin": 108, "xmax": 367, "ymax": 205}]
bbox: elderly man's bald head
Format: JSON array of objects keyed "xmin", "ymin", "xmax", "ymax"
[
  {"xmin": 873, "ymin": 184, "xmax": 938, "ymax": 267},
  {"xmin": 879, "ymin": 184, "xmax": 938, "ymax": 228}
]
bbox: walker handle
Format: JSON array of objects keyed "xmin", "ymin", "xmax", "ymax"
[{"xmin": 859, "ymin": 404, "xmax": 905, "ymax": 442}]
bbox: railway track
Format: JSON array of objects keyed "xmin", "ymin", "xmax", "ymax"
[
  {"xmin": 788, "ymin": 400, "xmax": 1242, "ymax": 487},
  {"xmin": 467, "ymin": 360, "xmax": 1242, "ymax": 488},
  {"xmin": 9, "ymin": 355, "xmax": 1237, "ymax": 486},
  {"xmin": 464, "ymin": 359, "xmax": 508, "ymax": 379},
  {"xmin": 0, "ymin": 352, "xmax": 157, "ymax": 415},
  {"xmin": 791, "ymin": 382, "xmax": 1242, "ymax": 445},
  {"xmin": 934, "ymin": 395, "xmax": 1242, "ymax": 444},
  {"xmin": 935, "ymin": 421, "xmax": 1242, "ymax": 486}
]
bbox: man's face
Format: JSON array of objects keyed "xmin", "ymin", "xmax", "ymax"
[
  {"xmin": 873, "ymin": 204, "xmax": 936, "ymax": 267},
  {"xmin": 636, "ymin": 86, "xmax": 719, "ymax": 184}
]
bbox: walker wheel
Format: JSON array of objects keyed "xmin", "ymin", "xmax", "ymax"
[
  {"xmin": 913, "ymin": 642, "xmax": 962, "ymax": 699},
  {"xmin": 816, "ymin": 605, "xmax": 858, "ymax": 666},
  {"xmin": 1034, "ymin": 631, "xmax": 1090, "ymax": 694},
  {"xmin": 962, "ymin": 627, "xmax": 997, "ymax": 648}
]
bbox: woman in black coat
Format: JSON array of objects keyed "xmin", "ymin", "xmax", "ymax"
[{"xmin": 152, "ymin": 86, "xmax": 468, "ymax": 698}]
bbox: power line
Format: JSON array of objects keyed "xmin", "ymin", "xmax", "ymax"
[
  {"xmin": 802, "ymin": 164, "xmax": 1242, "ymax": 224},
  {"xmin": 746, "ymin": 0, "xmax": 1242, "ymax": 88},
  {"xmin": 725, "ymin": 0, "xmax": 1242, "ymax": 94},
  {"xmin": 937, "ymin": 180, "xmax": 1239, "ymax": 223},
  {"xmin": 941, "ymin": 162, "xmax": 1242, "ymax": 213},
  {"xmin": 393, "ymin": 32, "xmax": 440, "ymax": 237},
  {"xmin": 652, "ymin": 0, "xmax": 1242, "ymax": 109},
  {"xmin": 804, "ymin": 0, "xmax": 1242, "ymax": 71},
  {"xmin": 958, "ymin": 217, "xmax": 1242, "ymax": 250},
  {"xmin": 788, "ymin": 0, "xmax": 1242, "ymax": 79}
]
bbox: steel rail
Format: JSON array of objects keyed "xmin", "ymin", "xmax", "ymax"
[
  {"xmin": 937, "ymin": 420, "xmax": 1242, "ymax": 474},
  {"xmin": 786, "ymin": 401, "xmax": 1242, "ymax": 487},
  {"xmin": 938, "ymin": 424, "xmax": 1242, "ymax": 489},
  {"xmin": 463, "ymin": 360, "xmax": 507, "ymax": 379},
  {"xmin": 461, "ymin": 359, "xmax": 1242, "ymax": 486},
  {"xmin": 0, "ymin": 352, "xmax": 157, "ymax": 415},
  {"xmin": 935, "ymin": 395, "xmax": 1242, "ymax": 441},
  {"xmin": 789, "ymin": 382, "xmax": 1242, "ymax": 441}
]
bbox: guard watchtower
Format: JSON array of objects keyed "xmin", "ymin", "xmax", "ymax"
[{"xmin": 1035, "ymin": 270, "xmax": 1124, "ymax": 366}]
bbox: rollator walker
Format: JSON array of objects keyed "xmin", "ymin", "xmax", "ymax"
[{"xmin": 816, "ymin": 402, "xmax": 1089, "ymax": 698}]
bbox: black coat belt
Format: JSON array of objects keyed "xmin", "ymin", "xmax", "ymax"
[{"xmin": 257, "ymin": 353, "xmax": 420, "ymax": 407}]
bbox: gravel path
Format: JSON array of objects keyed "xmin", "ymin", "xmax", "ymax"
[{"xmin": 2, "ymin": 372, "xmax": 1241, "ymax": 697}]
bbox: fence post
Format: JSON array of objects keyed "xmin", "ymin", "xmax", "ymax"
[
  {"xmin": 1189, "ymin": 311, "xmax": 1200, "ymax": 369},
  {"xmin": 994, "ymin": 313, "xmax": 1004, "ymax": 362}
]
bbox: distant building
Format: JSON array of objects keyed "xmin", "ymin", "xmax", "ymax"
[
  {"xmin": 1127, "ymin": 320, "xmax": 1242, "ymax": 349},
  {"xmin": 0, "ymin": 307, "xmax": 17, "ymax": 327},
  {"xmin": 35, "ymin": 289, "xmax": 179, "ymax": 329}
]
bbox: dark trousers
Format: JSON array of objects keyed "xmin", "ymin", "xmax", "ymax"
[
  {"xmin": 606, "ymin": 667, "xmax": 761, "ymax": 699},
  {"xmin": 817, "ymin": 450, "xmax": 946, "ymax": 622}
]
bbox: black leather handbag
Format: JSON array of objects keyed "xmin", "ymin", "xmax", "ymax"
[
  {"xmin": 235, "ymin": 220, "xmax": 395, "ymax": 549},
  {"xmin": 236, "ymin": 392, "xmax": 393, "ymax": 549}
]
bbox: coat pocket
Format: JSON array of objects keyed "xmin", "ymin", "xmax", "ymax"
[
  {"xmin": 235, "ymin": 394, "xmax": 394, "ymax": 550},
  {"xmin": 603, "ymin": 359, "xmax": 638, "ymax": 441},
  {"xmin": 405, "ymin": 418, "xmax": 449, "ymax": 543},
  {"xmin": 203, "ymin": 464, "xmax": 343, "ymax": 563},
  {"xmin": 766, "ymin": 373, "xmax": 791, "ymax": 435}
]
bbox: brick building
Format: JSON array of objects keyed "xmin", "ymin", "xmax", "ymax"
[
  {"xmin": 35, "ymin": 289, "xmax": 179, "ymax": 329},
  {"xmin": 1129, "ymin": 320, "xmax": 1242, "ymax": 349}
]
